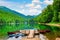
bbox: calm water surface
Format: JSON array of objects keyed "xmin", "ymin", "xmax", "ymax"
[{"xmin": 0, "ymin": 22, "xmax": 60, "ymax": 40}]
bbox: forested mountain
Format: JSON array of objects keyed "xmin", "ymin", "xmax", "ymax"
[
  {"xmin": 34, "ymin": 0, "xmax": 60, "ymax": 23},
  {"xmin": 0, "ymin": 0, "xmax": 60, "ymax": 23},
  {"xmin": 0, "ymin": 6, "xmax": 27, "ymax": 24},
  {"xmin": 0, "ymin": 6, "xmax": 35, "ymax": 23}
]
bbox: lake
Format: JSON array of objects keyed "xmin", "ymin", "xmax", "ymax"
[{"xmin": 0, "ymin": 22, "xmax": 60, "ymax": 40}]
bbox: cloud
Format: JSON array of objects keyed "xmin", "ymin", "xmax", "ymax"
[
  {"xmin": 29, "ymin": 9, "xmax": 41, "ymax": 15},
  {"xmin": 0, "ymin": 0, "xmax": 53, "ymax": 16},
  {"xmin": 19, "ymin": 0, "xmax": 42, "ymax": 15},
  {"xmin": 44, "ymin": 0, "xmax": 53, "ymax": 5},
  {"xmin": 32, "ymin": 0, "xmax": 40, "ymax": 4},
  {"xmin": 0, "ymin": 0, "xmax": 20, "ymax": 9}
]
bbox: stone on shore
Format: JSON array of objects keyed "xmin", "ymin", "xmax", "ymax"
[
  {"xmin": 20, "ymin": 30, "xmax": 26, "ymax": 34},
  {"xmin": 21, "ymin": 37, "xmax": 40, "ymax": 40},
  {"xmin": 56, "ymin": 38, "xmax": 60, "ymax": 40},
  {"xmin": 20, "ymin": 30, "xmax": 39, "ymax": 34}
]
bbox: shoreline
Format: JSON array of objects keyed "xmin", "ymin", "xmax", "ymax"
[{"xmin": 38, "ymin": 23, "xmax": 60, "ymax": 27}]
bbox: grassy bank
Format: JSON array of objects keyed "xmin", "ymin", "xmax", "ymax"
[{"xmin": 38, "ymin": 23, "xmax": 60, "ymax": 27}]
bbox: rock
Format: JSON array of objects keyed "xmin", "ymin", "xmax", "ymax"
[
  {"xmin": 20, "ymin": 30, "xmax": 26, "ymax": 34},
  {"xmin": 25, "ymin": 30, "xmax": 30, "ymax": 34},
  {"xmin": 35, "ymin": 35, "xmax": 39, "ymax": 38},
  {"xmin": 56, "ymin": 38, "xmax": 60, "ymax": 40},
  {"xmin": 35, "ymin": 30, "xmax": 39, "ymax": 34},
  {"xmin": 8, "ymin": 34, "xmax": 15, "ymax": 38},
  {"xmin": 20, "ymin": 30, "xmax": 39, "ymax": 34},
  {"xmin": 39, "ymin": 34, "xmax": 49, "ymax": 40},
  {"xmin": 21, "ymin": 37, "xmax": 40, "ymax": 40},
  {"xmin": 27, "ymin": 30, "xmax": 35, "ymax": 38}
]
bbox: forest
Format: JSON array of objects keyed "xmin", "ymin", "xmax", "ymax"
[{"xmin": 33, "ymin": 0, "xmax": 60, "ymax": 23}]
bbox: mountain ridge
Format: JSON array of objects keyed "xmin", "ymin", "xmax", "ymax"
[{"xmin": 0, "ymin": 6, "xmax": 35, "ymax": 19}]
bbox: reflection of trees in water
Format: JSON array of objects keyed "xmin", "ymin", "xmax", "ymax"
[
  {"xmin": 51, "ymin": 27, "xmax": 60, "ymax": 37},
  {"xmin": 28, "ymin": 19, "xmax": 36, "ymax": 29},
  {"xmin": 40, "ymin": 24, "xmax": 60, "ymax": 31},
  {"xmin": 29, "ymin": 19, "xmax": 35, "ymax": 26},
  {"xmin": 7, "ymin": 21, "xmax": 14, "ymax": 26},
  {"xmin": 43, "ymin": 25, "xmax": 60, "ymax": 38},
  {"xmin": 0, "ymin": 19, "xmax": 6, "ymax": 28},
  {"xmin": 6, "ymin": 20, "xmax": 20, "ymax": 26},
  {"xmin": 15, "ymin": 20, "xmax": 20, "ymax": 26},
  {"xmin": 39, "ymin": 24, "xmax": 52, "ymax": 30}
]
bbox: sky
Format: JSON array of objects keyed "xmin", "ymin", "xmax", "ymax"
[{"xmin": 0, "ymin": 0, "xmax": 53, "ymax": 16}]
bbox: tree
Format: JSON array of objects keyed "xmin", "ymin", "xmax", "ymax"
[
  {"xmin": 15, "ymin": 20, "xmax": 20, "ymax": 26},
  {"xmin": 0, "ymin": 19, "xmax": 5, "ymax": 28},
  {"xmin": 33, "ymin": 0, "xmax": 60, "ymax": 23},
  {"xmin": 58, "ymin": 12, "xmax": 60, "ymax": 22},
  {"xmin": 51, "ymin": 11, "xmax": 59, "ymax": 22},
  {"xmin": 53, "ymin": 0, "xmax": 60, "ymax": 12}
]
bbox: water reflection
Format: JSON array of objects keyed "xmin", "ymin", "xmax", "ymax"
[
  {"xmin": 0, "ymin": 21, "xmax": 60, "ymax": 31},
  {"xmin": 0, "ymin": 21, "xmax": 60, "ymax": 40}
]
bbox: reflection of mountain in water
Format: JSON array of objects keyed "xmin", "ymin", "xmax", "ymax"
[{"xmin": 0, "ymin": 6, "xmax": 35, "ymax": 29}]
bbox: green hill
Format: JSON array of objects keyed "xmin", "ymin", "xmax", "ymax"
[
  {"xmin": 34, "ymin": 0, "xmax": 60, "ymax": 23},
  {"xmin": 0, "ymin": 6, "xmax": 26, "ymax": 23},
  {"xmin": 0, "ymin": 6, "xmax": 27, "ymax": 37}
]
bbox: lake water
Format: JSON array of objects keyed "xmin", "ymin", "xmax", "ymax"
[{"xmin": 0, "ymin": 22, "xmax": 60, "ymax": 40}]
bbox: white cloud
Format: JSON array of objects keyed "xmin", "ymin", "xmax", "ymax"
[
  {"xmin": 44, "ymin": 0, "xmax": 53, "ymax": 5},
  {"xmin": 29, "ymin": 9, "xmax": 41, "ymax": 15},
  {"xmin": 26, "ymin": 3, "xmax": 34, "ymax": 8},
  {"xmin": 15, "ymin": 0, "xmax": 53, "ymax": 16},
  {"xmin": 20, "ymin": 0, "xmax": 42, "ymax": 15},
  {"xmin": 32, "ymin": 0, "xmax": 41, "ymax": 4},
  {"xmin": 35, "ymin": 5, "xmax": 41, "ymax": 8},
  {"xmin": 0, "ymin": 0, "xmax": 53, "ymax": 16},
  {"xmin": 0, "ymin": 0, "xmax": 42, "ymax": 16},
  {"xmin": 0, "ymin": 0, "xmax": 20, "ymax": 8}
]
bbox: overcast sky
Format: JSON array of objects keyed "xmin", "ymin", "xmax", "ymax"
[{"xmin": 0, "ymin": 0, "xmax": 53, "ymax": 16}]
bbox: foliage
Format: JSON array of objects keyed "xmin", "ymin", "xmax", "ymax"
[{"xmin": 34, "ymin": 0, "xmax": 60, "ymax": 23}]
